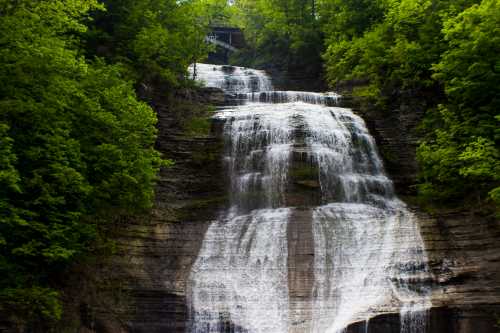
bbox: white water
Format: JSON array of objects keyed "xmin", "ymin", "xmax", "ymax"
[
  {"xmin": 241, "ymin": 91, "xmax": 341, "ymax": 106},
  {"xmin": 187, "ymin": 64, "xmax": 431, "ymax": 333},
  {"xmin": 189, "ymin": 63, "xmax": 272, "ymax": 93}
]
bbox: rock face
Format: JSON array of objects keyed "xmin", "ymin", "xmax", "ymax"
[
  {"xmin": 82, "ymin": 89, "xmax": 500, "ymax": 333},
  {"xmin": 342, "ymin": 210, "xmax": 500, "ymax": 333},
  {"xmin": 418, "ymin": 211, "xmax": 500, "ymax": 332},
  {"xmin": 78, "ymin": 88, "xmax": 227, "ymax": 332},
  {"xmin": 337, "ymin": 96, "xmax": 500, "ymax": 332},
  {"xmin": 264, "ymin": 67, "xmax": 327, "ymax": 93},
  {"xmin": 337, "ymin": 95, "xmax": 429, "ymax": 195}
]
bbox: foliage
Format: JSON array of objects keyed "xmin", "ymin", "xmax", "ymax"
[
  {"xmin": 318, "ymin": 0, "xmax": 387, "ymax": 42},
  {"xmin": 0, "ymin": 0, "xmax": 163, "ymax": 325},
  {"xmin": 322, "ymin": 0, "xmax": 475, "ymax": 94},
  {"xmin": 417, "ymin": 0, "xmax": 500, "ymax": 206},
  {"xmin": 320, "ymin": 0, "xmax": 499, "ymax": 209},
  {"xmin": 232, "ymin": 0, "xmax": 324, "ymax": 83},
  {"xmin": 86, "ymin": 0, "xmax": 213, "ymax": 86}
]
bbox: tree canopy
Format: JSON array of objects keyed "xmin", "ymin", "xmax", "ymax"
[
  {"xmin": 417, "ymin": 0, "xmax": 500, "ymax": 205},
  {"xmin": 233, "ymin": 0, "xmax": 499, "ymax": 209},
  {"xmin": 0, "ymin": 0, "xmax": 214, "ymax": 326},
  {"xmin": 85, "ymin": 0, "xmax": 214, "ymax": 86},
  {"xmin": 317, "ymin": 0, "xmax": 499, "ymax": 209},
  {"xmin": 231, "ymin": 0, "xmax": 324, "ymax": 85}
]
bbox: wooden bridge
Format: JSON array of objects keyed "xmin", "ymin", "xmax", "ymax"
[
  {"xmin": 205, "ymin": 35, "xmax": 238, "ymax": 52},
  {"xmin": 206, "ymin": 26, "xmax": 245, "ymax": 63}
]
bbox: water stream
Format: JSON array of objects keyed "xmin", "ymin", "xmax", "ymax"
[{"xmin": 186, "ymin": 63, "xmax": 431, "ymax": 333}]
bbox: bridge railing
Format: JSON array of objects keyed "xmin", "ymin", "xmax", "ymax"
[{"xmin": 205, "ymin": 35, "xmax": 238, "ymax": 52}]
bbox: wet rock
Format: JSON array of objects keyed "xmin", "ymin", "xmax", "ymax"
[
  {"xmin": 105, "ymin": 100, "xmax": 500, "ymax": 333},
  {"xmin": 80, "ymin": 87, "xmax": 500, "ymax": 333},
  {"xmin": 338, "ymin": 95, "xmax": 428, "ymax": 196},
  {"xmin": 295, "ymin": 180, "xmax": 321, "ymax": 189}
]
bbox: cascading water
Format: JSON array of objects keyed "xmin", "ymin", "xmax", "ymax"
[
  {"xmin": 190, "ymin": 63, "xmax": 272, "ymax": 93},
  {"xmin": 187, "ymin": 63, "xmax": 431, "ymax": 333}
]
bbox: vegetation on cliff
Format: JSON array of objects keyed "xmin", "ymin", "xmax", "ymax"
[
  {"xmin": 229, "ymin": 0, "xmax": 324, "ymax": 83},
  {"xmin": 85, "ymin": 0, "xmax": 213, "ymax": 86},
  {"xmin": 0, "ymin": 0, "xmax": 218, "ymax": 327},
  {"xmin": 317, "ymin": 0, "xmax": 499, "ymax": 208},
  {"xmin": 417, "ymin": 0, "xmax": 500, "ymax": 206},
  {"xmin": 319, "ymin": 0, "xmax": 500, "ymax": 209},
  {"xmin": 231, "ymin": 0, "xmax": 499, "ymax": 210}
]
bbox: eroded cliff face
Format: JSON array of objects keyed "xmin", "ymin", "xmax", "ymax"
[
  {"xmin": 70, "ymin": 87, "xmax": 226, "ymax": 333},
  {"xmin": 340, "ymin": 96, "xmax": 500, "ymax": 332},
  {"xmin": 337, "ymin": 94, "xmax": 431, "ymax": 196},
  {"xmin": 342, "ymin": 210, "xmax": 500, "ymax": 333},
  {"xmin": 80, "ymin": 88, "xmax": 500, "ymax": 333}
]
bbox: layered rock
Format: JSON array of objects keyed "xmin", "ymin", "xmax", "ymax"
[
  {"xmin": 337, "ymin": 96, "xmax": 427, "ymax": 195},
  {"xmin": 82, "ymin": 86, "xmax": 500, "ymax": 333},
  {"xmin": 339, "ymin": 209, "xmax": 500, "ymax": 333},
  {"xmin": 337, "ymin": 95, "xmax": 500, "ymax": 332},
  {"xmin": 75, "ymin": 87, "xmax": 227, "ymax": 333}
]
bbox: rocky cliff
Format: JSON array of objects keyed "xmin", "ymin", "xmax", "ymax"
[
  {"xmin": 343, "ymin": 209, "xmax": 500, "ymax": 333},
  {"xmin": 78, "ymin": 88, "xmax": 500, "ymax": 333},
  {"xmin": 340, "ymin": 95, "xmax": 500, "ymax": 332},
  {"xmin": 66, "ymin": 87, "xmax": 226, "ymax": 333}
]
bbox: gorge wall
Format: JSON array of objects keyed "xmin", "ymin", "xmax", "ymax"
[
  {"xmin": 77, "ymin": 83, "xmax": 500, "ymax": 332},
  {"xmin": 341, "ymin": 94, "xmax": 500, "ymax": 332}
]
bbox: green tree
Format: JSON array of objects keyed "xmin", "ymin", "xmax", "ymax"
[
  {"xmin": 318, "ymin": 0, "xmax": 387, "ymax": 42},
  {"xmin": 418, "ymin": 0, "xmax": 500, "ymax": 207},
  {"xmin": 86, "ymin": 0, "xmax": 212, "ymax": 86},
  {"xmin": 232, "ymin": 0, "xmax": 324, "ymax": 86},
  {"xmin": 323, "ymin": 0, "xmax": 479, "ymax": 95},
  {"xmin": 0, "ymin": 0, "xmax": 163, "ymax": 325},
  {"xmin": 321, "ymin": 0, "xmax": 499, "ymax": 210}
]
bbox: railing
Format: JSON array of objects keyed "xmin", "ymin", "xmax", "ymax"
[{"xmin": 205, "ymin": 35, "xmax": 238, "ymax": 52}]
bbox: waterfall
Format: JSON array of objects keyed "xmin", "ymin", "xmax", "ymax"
[
  {"xmin": 189, "ymin": 63, "xmax": 272, "ymax": 93},
  {"xmin": 187, "ymin": 64, "xmax": 431, "ymax": 333}
]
